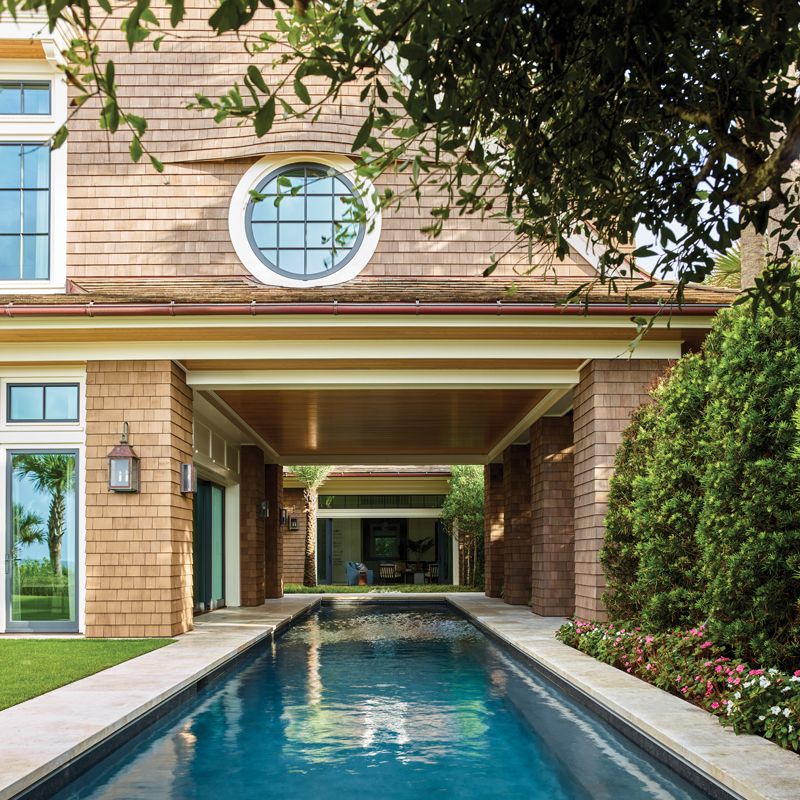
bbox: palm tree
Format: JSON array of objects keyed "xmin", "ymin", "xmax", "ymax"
[
  {"xmin": 288, "ymin": 465, "xmax": 334, "ymax": 587},
  {"xmin": 13, "ymin": 454, "xmax": 75, "ymax": 575},
  {"xmin": 707, "ymin": 245, "xmax": 741, "ymax": 289},
  {"xmin": 10, "ymin": 502, "xmax": 44, "ymax": 561}
]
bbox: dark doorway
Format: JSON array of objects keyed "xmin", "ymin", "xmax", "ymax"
[{"xmin": 193, "ymin": 479, "xmax": 225, "ymax": 613}]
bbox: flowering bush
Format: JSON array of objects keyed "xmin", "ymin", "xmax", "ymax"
[{"xmin": 556, "ymin": 620, "xmax": 800, "ymax": 752}]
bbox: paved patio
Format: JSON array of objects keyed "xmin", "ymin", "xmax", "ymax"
[{"xmin": 0, "ymin": 594, "xmax": 798, "ymax": 800}]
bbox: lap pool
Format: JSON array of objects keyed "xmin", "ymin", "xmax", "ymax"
[{"xmin": 52, "ymin": 605, "xmax": 710, "ymax": 800}]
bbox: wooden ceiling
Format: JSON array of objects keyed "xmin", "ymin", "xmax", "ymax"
[{"xmin": 217, "ymin": 388, "xmax": 547, "ymax": 460}]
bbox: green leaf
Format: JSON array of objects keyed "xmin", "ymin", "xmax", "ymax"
[
  {"xmin": 149, "ymin": 154, "xmax": 164, "ymax": 173},
  {"xmin": 130, "ymin": 135, "xmax": 143, "ymax": 163},
  {"xmin": 247, "ymin": 65, "xmax": 269, "ymax": 94},
  {"xmin": 166, "ymin": 0, "xmax": 185, "ymax": 27},
  {"xmin": 254, "ymin": 96, "xmax": 276, "ymax": 136},
  {"xmin": 126, "ymin": 113, "xmax": 147, "ymax": 136},
  {"xmin": 352, "ymin": 113, "xmax": 374, "ymax": 151},
  {"xmin": 51, "ymin": 125, "xmax": 68, "ymax": 151},
  {"xmin": 293, "ymin": 77, "xmax": 311, "ymax": 105}
]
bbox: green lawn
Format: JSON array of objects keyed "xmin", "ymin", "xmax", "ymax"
[
  {"xmin": 285, "ymin": 583, "xmax": 482, "ymax": 594},
  {"xmin": 0, "ymin": 639, "xmax": 173, "ymax": 711}
]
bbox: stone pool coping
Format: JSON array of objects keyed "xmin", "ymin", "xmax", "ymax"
[
  {"xmin": 446, "ymin": 594, "xmax": 800, "ymax": 800},
  {"xmin": 0, "ymin": 593, "xmax": 797, "ymax": 800},
  {"xmin": 0, "ymin": 597, "xmax": 321, "ymax": 800}
]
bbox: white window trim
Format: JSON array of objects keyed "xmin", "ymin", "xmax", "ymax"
[
  {"xmin": 0, "ymin": 366, "xmax": 87, "ymax": 633},
  {"xmin": 229, "ymin": 153, "xmax": 382, "ymax": 288},
  {"xmin": 0, "ymin": 58, "xmax": 68, "ymax": 294}
]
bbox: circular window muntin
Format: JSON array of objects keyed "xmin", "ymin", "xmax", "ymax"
[{"xmin": 244, "ymin": 162, "xmax": 367, "ymax": 282}]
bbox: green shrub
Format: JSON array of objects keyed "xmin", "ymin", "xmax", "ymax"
[
  {"xmin": 602, "ymin": 298, "xmax": 800, "ymax": 668},
  {"xmin": 695, "ymin": 305, "xmax": 800, "ymax": 667},
  {"xmin": 632, "ymin": 354, "xmax": 707, "ymax": 630},
  {"xmin": 601, "ymin": 402, "xmax": 660, "ymax": 620}
]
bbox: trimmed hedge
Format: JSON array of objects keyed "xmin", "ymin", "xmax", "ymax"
[{"xmin": 602, "ymin": 300, "xmax": 800, "ymax": 668}]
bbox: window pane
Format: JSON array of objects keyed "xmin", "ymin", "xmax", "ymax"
[
  {"xmin": 0, "ymin": 190, "xmax": 20, "ymax": 234},
  {"xmin": 0, "ymin": 144, "xmax": 21, "ymax": 189},
  {"xmin": 334, "ymin": 223, "xmax": 359, "ymax": 249},
  {"xmin": 0, "ymin": 236, "xmax": 20, "ymax": 279},
  {"xmin": 22, "ymin": 234, "xmax": 49, "ymax": 279},
  {"xmin": 279, "ymin": 168, "xmax": 305, "ymax": 190},
  {"xmin": 250, "ymin": 222, "xmax": 277, "ymax": 249},
  {"xmin": 22, "ymin": 145, "xmax": 49, "ymax": 189},
  {"xmin": 9, "ymin": 385, "xmax": 44, "ymax": 420},
  {"xmin": 307, "ymin": 222, "xmax": 332, "ymax": 248},
  {"xmin": 277, "ymin": 193, "xmax": 304, "ymax": 221},
  {"xmin": 22, "ymin": 83, "xmax": 50, "ymax": 115},
  {"xmin": 334, "ymin": 194, "xmax": 358, "ymax": 222},
  {"xmin": 0, "ymin": 83, "xmax": 22, "ymax": 114},
  {"xmin": 278, "ymin": 249, "xmax": 304, "ymax": 275},
  {"xmin": 260, "ymin": 249, "xmax": 277, "ymax": 265},
  {"xmin": 306, "ymin": 194, "xmax": 332, "ymax": 220},
  {"xmin": 280, "ymin": 222, "xmax": 305, "ymax": 248},
  {"xmin": 251, "ymin": 196, "xmax": 278, "ymax": 222},
  {"xmin": 306, "ymin": 174, "xmax": 334, "ymax": 194},
  {"xmin": 9, "ymin": 452, "xmax": 78, "ymax": 624},
  {"xmin": 306, "ymin": 249, "xmax": 334, "ymax": 275},
  {"xmin": 45, "ymin": 385, "xmax": 78, "ymax": 420},
  {"xmin": 22, "ymin": 190, "xmax": 48, "ymax": 234}
]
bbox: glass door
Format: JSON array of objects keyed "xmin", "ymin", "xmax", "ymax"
[
  {"xmin": 193, "ymin": 479, "xmax": 225, "ymax": 613},
  {"xmin": 6, "ymin": 450, "xmax": 79, "ymax": 631}
]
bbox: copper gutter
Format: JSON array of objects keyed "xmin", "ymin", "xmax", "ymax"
[{"xmin": 1, "ymin": 302, "xmax": 726, "ymax": 318}]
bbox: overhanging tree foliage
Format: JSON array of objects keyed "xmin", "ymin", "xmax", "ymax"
[
  {"xmin": 440, "ymin": 464, "xmax": 484, "ymax": 587},
  {"xmin": 4, "ymin": 0, "xmax": 800, "ymax": 307},
  {"xmin": 288, "ymin": 465, "xmax": 333, "ymax": 587}
]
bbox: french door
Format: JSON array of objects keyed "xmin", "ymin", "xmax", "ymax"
[
  {"xmin": 193, "ymin": 479, "xmax": 225, "ymax": 613},
  {"xmin": 5, "ymin": 449, "xmax": 79, "ymax": 632}
]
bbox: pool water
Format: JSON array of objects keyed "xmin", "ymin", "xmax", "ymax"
[{"xmin": 54, "ymin": 606, "xmax": 709, "ymax": 800}]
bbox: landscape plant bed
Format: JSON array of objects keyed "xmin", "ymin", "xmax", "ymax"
[
  {"xmin": 557, "ymin": 620, "xmax": 800, "ymax": 752},
  {"xmin": 0, "ymin": 639, "xmax": 174, "ymax": 711},
  {"xmin": 284, "ymin": 583, "xmax": 481, "ymax": 594}
]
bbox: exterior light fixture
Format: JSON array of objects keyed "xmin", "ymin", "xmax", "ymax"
[
  {"xmin": 280, "ymin": 508, "xmax": 288, "ymax": 526},
  {"xmin": 108, "ymin": 422, "xmax": 140, "ymax": 493},
  {"xmin": 289, "ymin": 517, "xmax": 299, "ymax": 531},
  {"xmin": 180, "ymin": 463, "xmax": 196, "ymax": 494}
]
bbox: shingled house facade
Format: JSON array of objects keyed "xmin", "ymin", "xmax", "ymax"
[{"xmin": 0, "ymin": 8, "xmax": 731, "ymax": 636}]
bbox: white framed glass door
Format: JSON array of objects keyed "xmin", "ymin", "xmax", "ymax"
[{"xmin": 6, "ymin": 449, "xmax": 79, "ymax": 631}]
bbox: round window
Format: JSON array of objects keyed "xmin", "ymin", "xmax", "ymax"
[{"xmin": 245, "ymin": 163, "xmax": 366, "ymax": 281}]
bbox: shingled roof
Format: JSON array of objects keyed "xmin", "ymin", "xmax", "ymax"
[{"xmin": 0, "ymin": 275, "xmax": 734, "ymax": 309}]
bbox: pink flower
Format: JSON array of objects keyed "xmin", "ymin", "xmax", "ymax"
[
  {"xmin": 681, "ymin": 687, "xmax": 688, "ymax": 694},
  {"xmin": 748, "ymin": 669, "xmax": 764, "ymax": 676},
  {"xmin": 645, "ymin": 635, "xmax": 654, "ymax": 644},
  {"xmin": 735, "ymin": 664, "xmax": 745, "ymax": 673},
  {"xmin": 794, "ymin": 670, "xmax": 800, "ymax": 678},
  {"xmin": 715, "ymin": 665, "xmax": 723, "ymax": 673},
  {"xmin": 700, "ymin": 641, "xmax": 712, "ymax": 650},
  {"xmin": 711, "ymin": 701, "xmax": 719, "ymax": 709}
]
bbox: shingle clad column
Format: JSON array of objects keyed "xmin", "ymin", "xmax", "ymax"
[
  {"xmin": 239, "ymin": 446, "xmax": 266, "ymax": 606},
  {"xmin": 503, "ymin": 444, "xmax": 532, "ymax": 605},
  {"xmin": 530, "ymin": 416, "xmax": 575, "ymax": 617},
  {"xmin": 483, "ymin": 463, "xmax": 504, "ymax": 598},
  {"xmin": 264, "ymin": 463, "xmax": 283, "ymax": 599},
  {"xmin": 573, "ymin": 359, "xmax": 669, "ymax": 620},
  {"xmin": 84, "ymin": 360, "xmax": 193, "ymax": 638}
]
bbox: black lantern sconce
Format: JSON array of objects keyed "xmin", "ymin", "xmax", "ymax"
[
  {"xmin": 280, "ymin": 508, "xmax": 288, "ymax": 526},
  {"xmin": 107, "ymin": 422, "xmax": 140, "ymax": 493}
]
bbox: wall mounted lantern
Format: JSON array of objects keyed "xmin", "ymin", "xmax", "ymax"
[
  {"xmin": 280, "ymin": 508, "xmax": 288, "ymax": 526},
  {"xmin": 289, "ymin": 517, "xmax": 299, "ymax": 531},
  {"xmin": 180, "ymin": 463, "xmax": 196, "ymax": 494},
  {"xmin": 108, "ymin": 422, "xmax": 140, "ymax": 493}
]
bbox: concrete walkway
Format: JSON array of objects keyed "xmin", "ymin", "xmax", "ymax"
[
  {"xmin": 0, "ymin": 597, "xmax": 320, "ymax": 800},
  {"xmin": 447, "ymin": 594, "xmax": 800, "ymax": 800},
  {"xmin": 0, "ymin": 593, "xmax": 798, "ymax": 800}
]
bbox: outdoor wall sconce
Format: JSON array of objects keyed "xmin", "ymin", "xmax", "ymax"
[
  {"xmin": 258, "ymin": 500, "xmax": 269, "ymax": 519},
  {"xmin": 108, "ymin": 422, "xmax": 140, "ymax": 493},
  {"xmin": 280, "ymin": 508, "xmax": 288, "ymax": 526},
  {"xmin": 289, "ymin": 517, "xmax": 299, "ymax": 531},
  {"xmin": 180, "ymin": 463, "xmax": 196, "ymax": 494}
]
